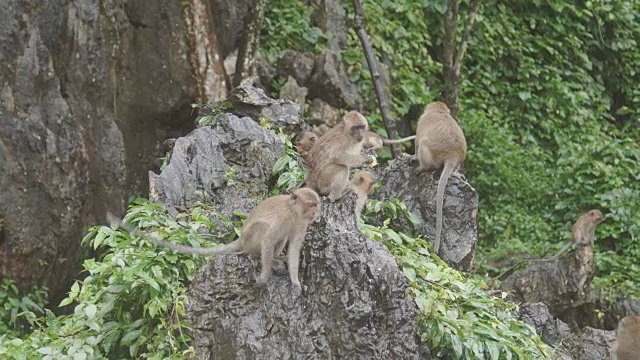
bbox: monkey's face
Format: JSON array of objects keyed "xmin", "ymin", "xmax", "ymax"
[
  {"xmin": 296, "ymin": 136, "xmax": 316, "ymax": 153},
  {"xmin": 292, "ymin": 188, "xmax": 321, "ymax": 220},
  {"xmin": 589, "ymin": 209, "xmax": 603, "ymax": 224},
  {"xmin": 350, "ymin": 124, "xmax": 367, "ymax": 142}
]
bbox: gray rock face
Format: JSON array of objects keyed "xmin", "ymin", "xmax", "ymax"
[
  {"xmin": 375, "ymin": 155, "xmax": 478, "ymax": 270},
  {"xmin": 309, "ymin": 49, "xmax": 363, "ymax": 111},
  {"xmin": 518, "ymin": 302, "xmax": 571, "ymax": 346},
  {"xmin": 312, "ymin": 0, "xmax": 349, "ymax": 51},
  {"xmin": 1, "ymin": 0, "xmax": 222, "ymax": 300},
  {"xmin": 227, "ymin": 84, "xmax": 303, "ymax": 133},
  {"xmin": 277, "ymin": 50, "xmax": 316, "ymax": 87},
  {"xmin": 149, "ymin": 114, "xmax": 284, "ymax": 210},
  {"xmin": 187, "ymin": 193, "xmax": 428, "ymax": 359},
  {"xmin": 500, "ymin": 245, "xmax": 595, "ymax": 318},
  {"xmin": 564, "ymin": 327, "xmax": 615, "ymax": 360},
  {"xmin": 279, "ymin": 76, "xmax": 308, "ymax": 110}
]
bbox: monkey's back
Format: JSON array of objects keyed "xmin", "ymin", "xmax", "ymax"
[
  {"xmin": 415, "ymin": 110, "xmax": 467, "ymax": 164},
  {"xmin": 613, "ymin": 317, "xmax": 640, "ymax": 360}
]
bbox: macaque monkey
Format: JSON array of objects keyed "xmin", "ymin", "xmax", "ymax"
[
  {"xmin": 296, "ymin": 131, "xmax": 317, "ymax": 168},
  {"xmin": 305, "ymin": 111, "xmax": 375, "ymax": 199},
  {"xmin": 413, "ymin": 102, "xmax": 467, "ymax": 255},
  {"xmin": 533, "ymin": 209, "xmax": 603, "ymax": 261},
  {"xmin": 108, "ymin": 187, "xmax": 321, "ymax": 288},
  {"xmin": 363, "ymin": 131, "xmax": 416, "ymax": 152},
  {"xmin": 351, "ymin": 171, "xmax": 376, "ymax": 217},
  {"xmin": 611, "ymin": 315, "xmax": 640, "ymax": 360}
]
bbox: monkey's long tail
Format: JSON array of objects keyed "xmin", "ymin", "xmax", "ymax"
[
  {"xmin": 382, "ymin": 135, "xmax": 416, "ymax": 144},
  {"xmin": 106, "ymin": 212, "xmax": 232, "ymax": 256},
  {"xmin": 434, "ymin": 162, "xmax": 456, "ymax": 255}
]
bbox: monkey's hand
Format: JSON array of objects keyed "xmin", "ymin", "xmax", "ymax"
[{"xmin": 366, "ymin": 155, "xmax": 377, "ymax": 168}]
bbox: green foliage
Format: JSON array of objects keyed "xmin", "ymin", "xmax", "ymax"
[
  {"xmin": 195, "ymin": 101, "xmax": 232, "ymax": 128},
  {"xmin": 271, "ymin": 131, "xmax": 307, "ymax": 194},
  {"xmin": 362, "ymin": 201, "xmax": 550, "ymax": 359},
  {"xmin": 339, "ymin": 0, "xmax": 640, "ymax": 297},
  {"xmin": 261, "ymin": 0, "xmax": 326, "ymax": 63},
  {"xmin": 0, "ymin": 199, "xmax": 238, "ymax": 359},
  {"xmin": 0, "ymin": 279, "xmax": 47, "ymax": 339}
]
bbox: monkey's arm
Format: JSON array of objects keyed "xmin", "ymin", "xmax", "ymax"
[
  {"xmin": 286, "ymin": 230, "xmax": 306, "ymax": 288},
  {"xmin": 339, "ymin": 153, "xmax": 375, "ymax": 168}
]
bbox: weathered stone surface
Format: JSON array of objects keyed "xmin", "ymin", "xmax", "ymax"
[
  {"xmin": 563, "ymin": 327, "xmax": 615, "ymax": 360},
  {"xmin": 309, "ymin": 49, "xmax": 363, "ymax": 110},
  {"xmin": 227, "ymin": 84, "xmax": 303, "ymax": 133},
  {"xmin": 500, "ymin": 244, "xmax": 595, "ymax": 318},
  {"xmin": 375, "ymin": 154, "xmax": 478, "ymax": 270},
  {"xmin": 307, "ymin": 98, "xmax": 341, "ymax": 128},
  {"xmin": 312, "ymin": 0, "xmax": 348, "ymax": 51},
  {"xmin": 518, "ymin": 302, "xmax": 571, "ymax": 346},
  {"xmin": 0, "ymin": 0, "xmax": 225, "ymax": 301},
  {"xmin": 277, "ymin": 50, "xmax": 316, "ymax": 87},
  {"xmin": 149, "ymin": 114, "xmax": 284, "ymax": 210},
  {"xmin": 279, "ymin": 76, "xmax": 308, "ymax": 110},
  {"xmin": 187, "ymin": 192, "xmax": 429, "ymax": 359},
  {"xmin": 209, "ymin": 0, "xmax": 256, "ymax": 58}
]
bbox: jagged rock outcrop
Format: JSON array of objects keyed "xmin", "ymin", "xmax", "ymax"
[
  {"xmin": 0, "ymin": 0, "xmax": 226, "ymax": 301},
  {"xmin": 500, "ymin": 243, "xmax": 595, "ymax": 318},
  {"xmin": 187, "ymin": 193, "xmax": 429, "ymax": 359},
  {"xmin": 226, "ymin": 84, "xmax": 303, "ymax": 133},
  {"xmin": 149, "ymin": 114, "xmax": 284, "ymax": 211},
  {"xmin": 149, "ymin": 89, "xmax": 432, "ymax": 358},
  {"xmin": 308, "ymin": 49, "xmax": 364, "ymax": 111},
  {"xmin": 375, "ymin": 155, "xmax": 478, "ymax": 270},
  {"xmin": 518, "ymin": 302, "xmax": 571, "ymax": 346},
  {"xmin": 562, "ymin": 327, "xmax": 616, "ymax": 360}
]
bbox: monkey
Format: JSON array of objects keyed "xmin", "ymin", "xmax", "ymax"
[
  {"xmin": 363, "ymin": 131, "xmax": 416, "ymax": 153},
  {"xmin": 413, "ymin": 101, "xmax": 467, "ymax": 255},
  {"xmin": 351, "ymin": 171, "xmax": 376, "ymax": 218},
  {"xmin": 305, "ymin": 111, "xmax": 375, "ymax": 199},
  {"xmin": 107, "ymin": 187, "xmax": 321, "ymax": 288},
  {"xmin": 296, "ymin": 131, "xmax": 317, "ymax": 168},
  {"xmin": 550, "ymin": 209, "xmax": 603, "ymax": 259},
  {"xmin": 528, "ymin": 209, "xmax": 603, "ymax": 262},
  {"xmin": 611, "ymin": 315, "xmax": 640, "ymax": 360}
]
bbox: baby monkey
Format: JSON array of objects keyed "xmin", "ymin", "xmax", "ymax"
[
  {"xmin": 611, "ymin": 315, "xmax": 640, "ymax": 360},
  {"xmin": 413, "ymin": 102, "xmax": 467, "ymax": 255},
  {"xmin": 351, "ymin": 170, "xmax": 376, "ymax": 218},
  {"xmin": 108, "ymin": 187, "xmax": 321, "ymax": 288},
  {"xmin": 296, "ymin": 131, "xmax": 317, "ymax": 168},
  {"xmin": 531, "ymin": 209, "xmax": 603, "ymax": 262}
]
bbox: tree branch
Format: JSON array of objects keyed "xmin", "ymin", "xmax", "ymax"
[
  {"xmin": 352, "ymin": 0, "xmax": 400, "ymax": 157},
  {"xmin": 453, "ymin": 0, "xmax": 481, "ymax": 77}
]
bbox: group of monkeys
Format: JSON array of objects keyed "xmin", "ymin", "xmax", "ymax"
[{"xmin": 109, "ymin": 101, "xmax": 639, "ymax": 359}]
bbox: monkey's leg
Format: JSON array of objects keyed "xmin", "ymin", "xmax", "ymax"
[
  {"xmin": 271, "ymin": 238, "xmax": 289, "ymax": 274},
  {"xmin": 256, "ymin": 239, "xmax": 276, "ymax": 286},
  {"xmin": 326, "ymin": 166, "xmax": 349, "ymax": 201},
  {"xmin": 415, "ymin": 140, "xmax": 435, "ymax": 173},
  {"xmin": 286, "ymin": 233, "xmax": 305, "ymax": 288}
]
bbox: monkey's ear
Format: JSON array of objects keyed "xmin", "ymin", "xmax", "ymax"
[{"xmin": 290, "ymin": 193, "xmax": 298, "ymax": 204}]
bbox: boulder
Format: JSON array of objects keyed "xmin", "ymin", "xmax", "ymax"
[{"xmin": 375, "ymin": 155, "xmax": 478, "ymax": 270}]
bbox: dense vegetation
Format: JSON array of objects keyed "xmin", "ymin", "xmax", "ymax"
[
  {"xmin": 264, "ymin": 0, "xmax": 640, "ymax": 295},
  {"xmin": 0, "ymin": 134, "xmax": 549, "ymax": 359},
  {"xmin": 2, "ymin": 0, "xmax": 638, "ymax": 359}
]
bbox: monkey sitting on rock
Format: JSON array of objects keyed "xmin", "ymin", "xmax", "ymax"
[{"xmin": 108, "ymin": 187, "xmax": 321, "ymax": 289}]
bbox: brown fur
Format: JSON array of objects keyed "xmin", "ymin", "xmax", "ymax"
[
  {"xmin": 612, "ymin": 315, "xmax": 640, "ymax": 360},
  {"xmin": 351, "ymin": 171, "xmax": 376, "ymax": 217},
  {"xmin": 296, "ymin": 131, "xmax": 317, "ymax": 168},
  {"xmin": 108, "ymin": 188, "xmax": 321, "ymax": 288},
  {"xmin": 305, "ymin": 111, "xmax": 373, "ymax": 199},
  {"xmin": 414, "ymin": 101, "xmax": 467, "ymax": 254},
  {"xmin": 363, "ymin": 131, "xmax": 416, "ymax": 152}
]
